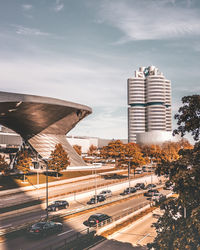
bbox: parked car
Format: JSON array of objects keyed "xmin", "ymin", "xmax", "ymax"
[
  {"xmin": 134, "ymin": 183, "xmax": 145, "ymax": 190},
  {"xmin": 152, "ymin": 194, "xmax": 166, "ymax": 202},
  {"xmin": 87, "ymin": 195, "xmax": 106, "ymax": 205},
  {"xmin": 46, "ymin": 200, "xmax": 69, "ymax": 211},
  {"xmin": 144, "ymin": 189, "xmax": 159, "ymax": 197},
  {"xmin": 27, "ymin": 221, "xmax": 63, "ymax": 237},
  {"xmin": 99, "ymin": 190, "xmax": 112, "ymax": 198},
  {"xmin": 120, "ymin": 187, "xmax": 137, "ymax": 195},
  {"xmin": 145, "ymin": 184, "xmax": 156, "ymax": 189},
  {"xmin": 84, "ymin": 213, "xmax": 112, "ymax": 227}
]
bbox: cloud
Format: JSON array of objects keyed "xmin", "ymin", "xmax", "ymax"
[
  {"xmin": 22, "ymin": 4, "xmax": 33, "ymax": 11},
  {"xmin": 54, "ymin": 0, "xmax": 64, "ymax": 12},
  {"xmin": 12, "ymin": 25, "xmax": 50, "ymax": 36},
  {"xmin": 97, "ymin": 0, "xmax": 200, "ymax": 41}
]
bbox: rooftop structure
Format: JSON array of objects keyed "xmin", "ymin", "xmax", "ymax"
[{"xmin": 0, "ymin": 91, "xmax": 92, "ymax": 166}]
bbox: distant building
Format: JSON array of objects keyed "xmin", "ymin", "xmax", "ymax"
[{"xmin": 128, "ymin": 66, "xmax": 172, "ymax": 145}]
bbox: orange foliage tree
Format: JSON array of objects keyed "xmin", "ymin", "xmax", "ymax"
[
  {"xmin": 87, "ymin": 144, "xmax": 98, "ymax": 157},
  {"xmin": 100, "ymin": 140, "xmax": 125, "ymax": 167},
  {"xmin": 124, "ymin": 143, "xmax": 146, "ymax": 173},
  {"xmin": 73, "ymin": 144, "xmax": 82, "ymax": 156}
]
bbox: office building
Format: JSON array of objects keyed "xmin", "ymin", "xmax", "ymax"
[{"xmin": 128, "ymin": 66, "xmax": 172, "ymax": 145}]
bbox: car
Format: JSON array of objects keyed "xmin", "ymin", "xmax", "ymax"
[
  {"xmin": 87, "ymin": 195, "xmax": 106, "ymax": 205},
  {"xmin": 99, "ymin": 190, "xmax": 112, "ymax": 198},
  {"xmin": 46, "ymin": 200, "xmax": 69, "ymax": 211},
  {"xmin": 144, "ymin": 189, "xmax": 159, "ymax": 197},
  {"xmin": 134, "ymin": 183, "xmax": 145, "ymax": 190},
  {"xmin": 152, "ymin": 194, "xmax": 166, "ymax": 202},
  {"xmin": 84, "ymin": 213, "xmax": 112, "ymax": 227},
  {"xmin": 145, "ymin": 184, "xmax": 156, "ymax": 189},
  {"xmin": 135, "ymin": 170, "xmax": 143, "ymax": 174},
  {"xmin": 27, "ymin": 221, "xmax": 63, "ymax": 237},
  {"xmin": 120, "ymin": 187, "xmax": 137, "ymax": 195}
]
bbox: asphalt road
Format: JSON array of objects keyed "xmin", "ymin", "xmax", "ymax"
[
  {"xmin": 91, "ymin": 210, "xmax": 161, "ymax": 250},
  {"xmin": 0, "ymin": 190, "xmax": 169, "ymax": 250}
]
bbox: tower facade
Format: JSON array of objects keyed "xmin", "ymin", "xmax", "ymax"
[{"xmin": 128, "ymin": 66, "xmax": 172, "ymax": 144}]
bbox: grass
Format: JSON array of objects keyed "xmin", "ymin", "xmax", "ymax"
[{"xmin": 0, "ymin": 169, "xmax": 120, "ymax": 191}]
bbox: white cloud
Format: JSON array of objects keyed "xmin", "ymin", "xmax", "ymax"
[
  {"xmin": 13, "ymin": 25, "xmax": 50, "ymax": 36},
  {"xmin": 22, "ymin": 4, "xmax": 33, "ymax": 11},
  {"xmin": 97, "ymin": 0, "xmax": 200, "ymax": 41},
  {"xmin": 54, "ymin": 0, "xmax": 64, "ymax": 12}
]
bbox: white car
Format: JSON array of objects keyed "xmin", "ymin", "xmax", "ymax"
[{"xmin": 99, "ymin": 190, "xmax": 112, "ymax": 198}]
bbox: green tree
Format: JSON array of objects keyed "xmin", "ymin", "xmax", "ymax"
[
  {"xmin": 48, "ymin": 144, "xmax": 70, "ymax": 178},
  {"xmin": 87, "ymin": 144, "xmax": 98, "ymax": 157},
  {"xmin": 149, "ymin": 95, "xmax": 200, "ymax": 250},
  {"xmin": 15, "ymin": 150, "xmax": 32, "ymax": 182},
  {"xmin": 0, "ymin": 154, "xmax": 9, "ymax": 175},
  {"xmin": 173, "ymin": 95, "xmax": 200, "ymax": 141}
]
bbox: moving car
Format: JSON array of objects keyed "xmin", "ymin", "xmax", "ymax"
[
  {"xmin": 145, "ymin": 184, "xmax": 156, "ymax": 189},
  {"xmin": 134, "ymin": 183, "xmax": 145, "ymax": 190},
  {"xmin": 46, "ymin": 200, "xmax": 69, "ymax": 211},
  {"xmin": 144, "ymin": 189, "xmax": 159, "ymax": 197},
  {"xmin": 27, "ymin": 221, "xmax": 63, "ymax": 237},
  {"xmin": 99, "ymin": 190, "xmax": 112, "ymax": 198},
  {"xmin": 120, "ymin": 187, "xmax": 137, "ymax": 195},
  {"xmin": 87, "ymin": 195, "xmax": 106, "ymax": 205},
  {"xmin": 84, "ymin": 213, "xmax": 112, "ymax": 227}
]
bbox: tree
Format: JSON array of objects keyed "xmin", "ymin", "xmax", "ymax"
[
  {"xmin": 100, "ymin": 140, "xmax": 125, "ymax": 167},
  {"xmin": 124, "ymin": 143, "xmax": 146, "ymax": 173},
  {"xmin": 48, "ymin": 144, "xmax": 70, "ymax": 178},
  {"xmin": 87, "ymin": 144, "xmax": 98, "ymax": 157},
  {"xmin": 73, "ymin": 144, "xmax": 82, "ymax": 156},
  {"xmin": 15, "ymin": 150, "xmax": 32, "ymax": 182},
  {"xmin": 148, "ymin": 95, "xmax": 200, "ymax": 250},
  {"xmin": 0, "ymin": 154, "xmax": 9, "ymax": 175},
  {"xmin": 173, "ymin": 95, "xmax": 200, "ymax": 141}
]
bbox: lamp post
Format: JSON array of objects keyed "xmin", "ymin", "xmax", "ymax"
[
  {"xmin": 128, "ymin": 159, "xmax": 131, "ymax": 191},
  {"xmin": 46, "ymin": 161, "xmax": 49, "ymax": 220}
]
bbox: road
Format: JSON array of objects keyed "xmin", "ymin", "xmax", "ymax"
[
  {"xmin": 0, "ymin": 190, "xmax": 169, "ymax": 250},
  {"xmin": 91, "ymin": 210, "xmax": 161, "ymax": 250}
]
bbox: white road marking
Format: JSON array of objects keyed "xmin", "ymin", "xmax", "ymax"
[
  {"xmin": 123, "ymin": 207, "xmax": 131, "ymax": 211},
  {"xmin": 0, "ymin": 224, "xmax": 12, "ymax": 229},
  {"xmin": 58, "ymin": 229, "xmax": 74, "ymax": 236},
  {"xmin": 137, "ymin": 233, "xmax": 151, "ymax": 244}
]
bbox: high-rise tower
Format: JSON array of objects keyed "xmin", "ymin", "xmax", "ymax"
[{"xmin": 128, "ymin": 66, "xmax": 172, "ymax": 144}]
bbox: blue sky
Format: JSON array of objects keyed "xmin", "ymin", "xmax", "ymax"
[{"xmin": 0, "ymin": 0, "xmax": 199, "ymax": 140}]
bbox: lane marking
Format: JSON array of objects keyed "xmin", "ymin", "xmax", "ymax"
[
  {"xmin": 137, "ymin": 233, "xmax": 151, "ymax": 244},
  {"xmin": 0, "ymin": 224, "xmax": 12, "ymax": 229},
  {"xmin": 58, "ymin": 229, "xmax": 74, "ymax": 236}
]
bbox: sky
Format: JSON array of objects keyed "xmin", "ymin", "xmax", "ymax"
[{"xmin": 0, "ymin": 0, "xmax": 199, "ymax": 141}]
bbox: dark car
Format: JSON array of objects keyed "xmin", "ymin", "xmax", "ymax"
[
  {"xmin": 120, "ymin": 187, "xmax": 137, "ymax": 195},
  {"xmin": 84, "ymin": 213, "xmax": 112, "ymax": 227},
  {"xmin": 87, "ymin": 195, "xmax": 106, "ymax": 205},
  {"xmin": 145, "ymin": 184, "xmax": 156, "ymax": 189},
  {"xmin": 27, "ymin": 221, "xmax": 63, "ymax": 237},
  {"xmin": 46, "ymin": 200, "xmax": 69, "ymax": 211},
  {"xmin": 134, "ymin": 183, "xmax": 145, "ymax": 190},
  {"xmin": 144, "ymin": 189, "xmax": 159, "ymax": 197}
]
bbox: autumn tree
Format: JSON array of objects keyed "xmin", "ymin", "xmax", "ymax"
[
  {"xmin": 73, "ymin": 144, "xmax": 82, "ymax": 156},
  {"xmin": 87, "ymin": 144, "xmax": 98, "ymax": 157},
  {"xmin": 0, "ymin": 154, "xmax": 9, "ymax": 175},
  {"xmin": 15, "ymin": 150, "xmax": 32, "ymax": 182},
  {"xmin": 124, "ymin": 143, "xmax": 146, "ymax": 173},
  {"xmin": 148, "ymin": 95, "xmax": 200, "ymax": 250},
  {"xmin": 48, "ymin": 144, "xmax": 70, "ymax": 178},
  {"xmin": 100, "ymin": 140, "xmax": 125, "ymax": 167}
]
